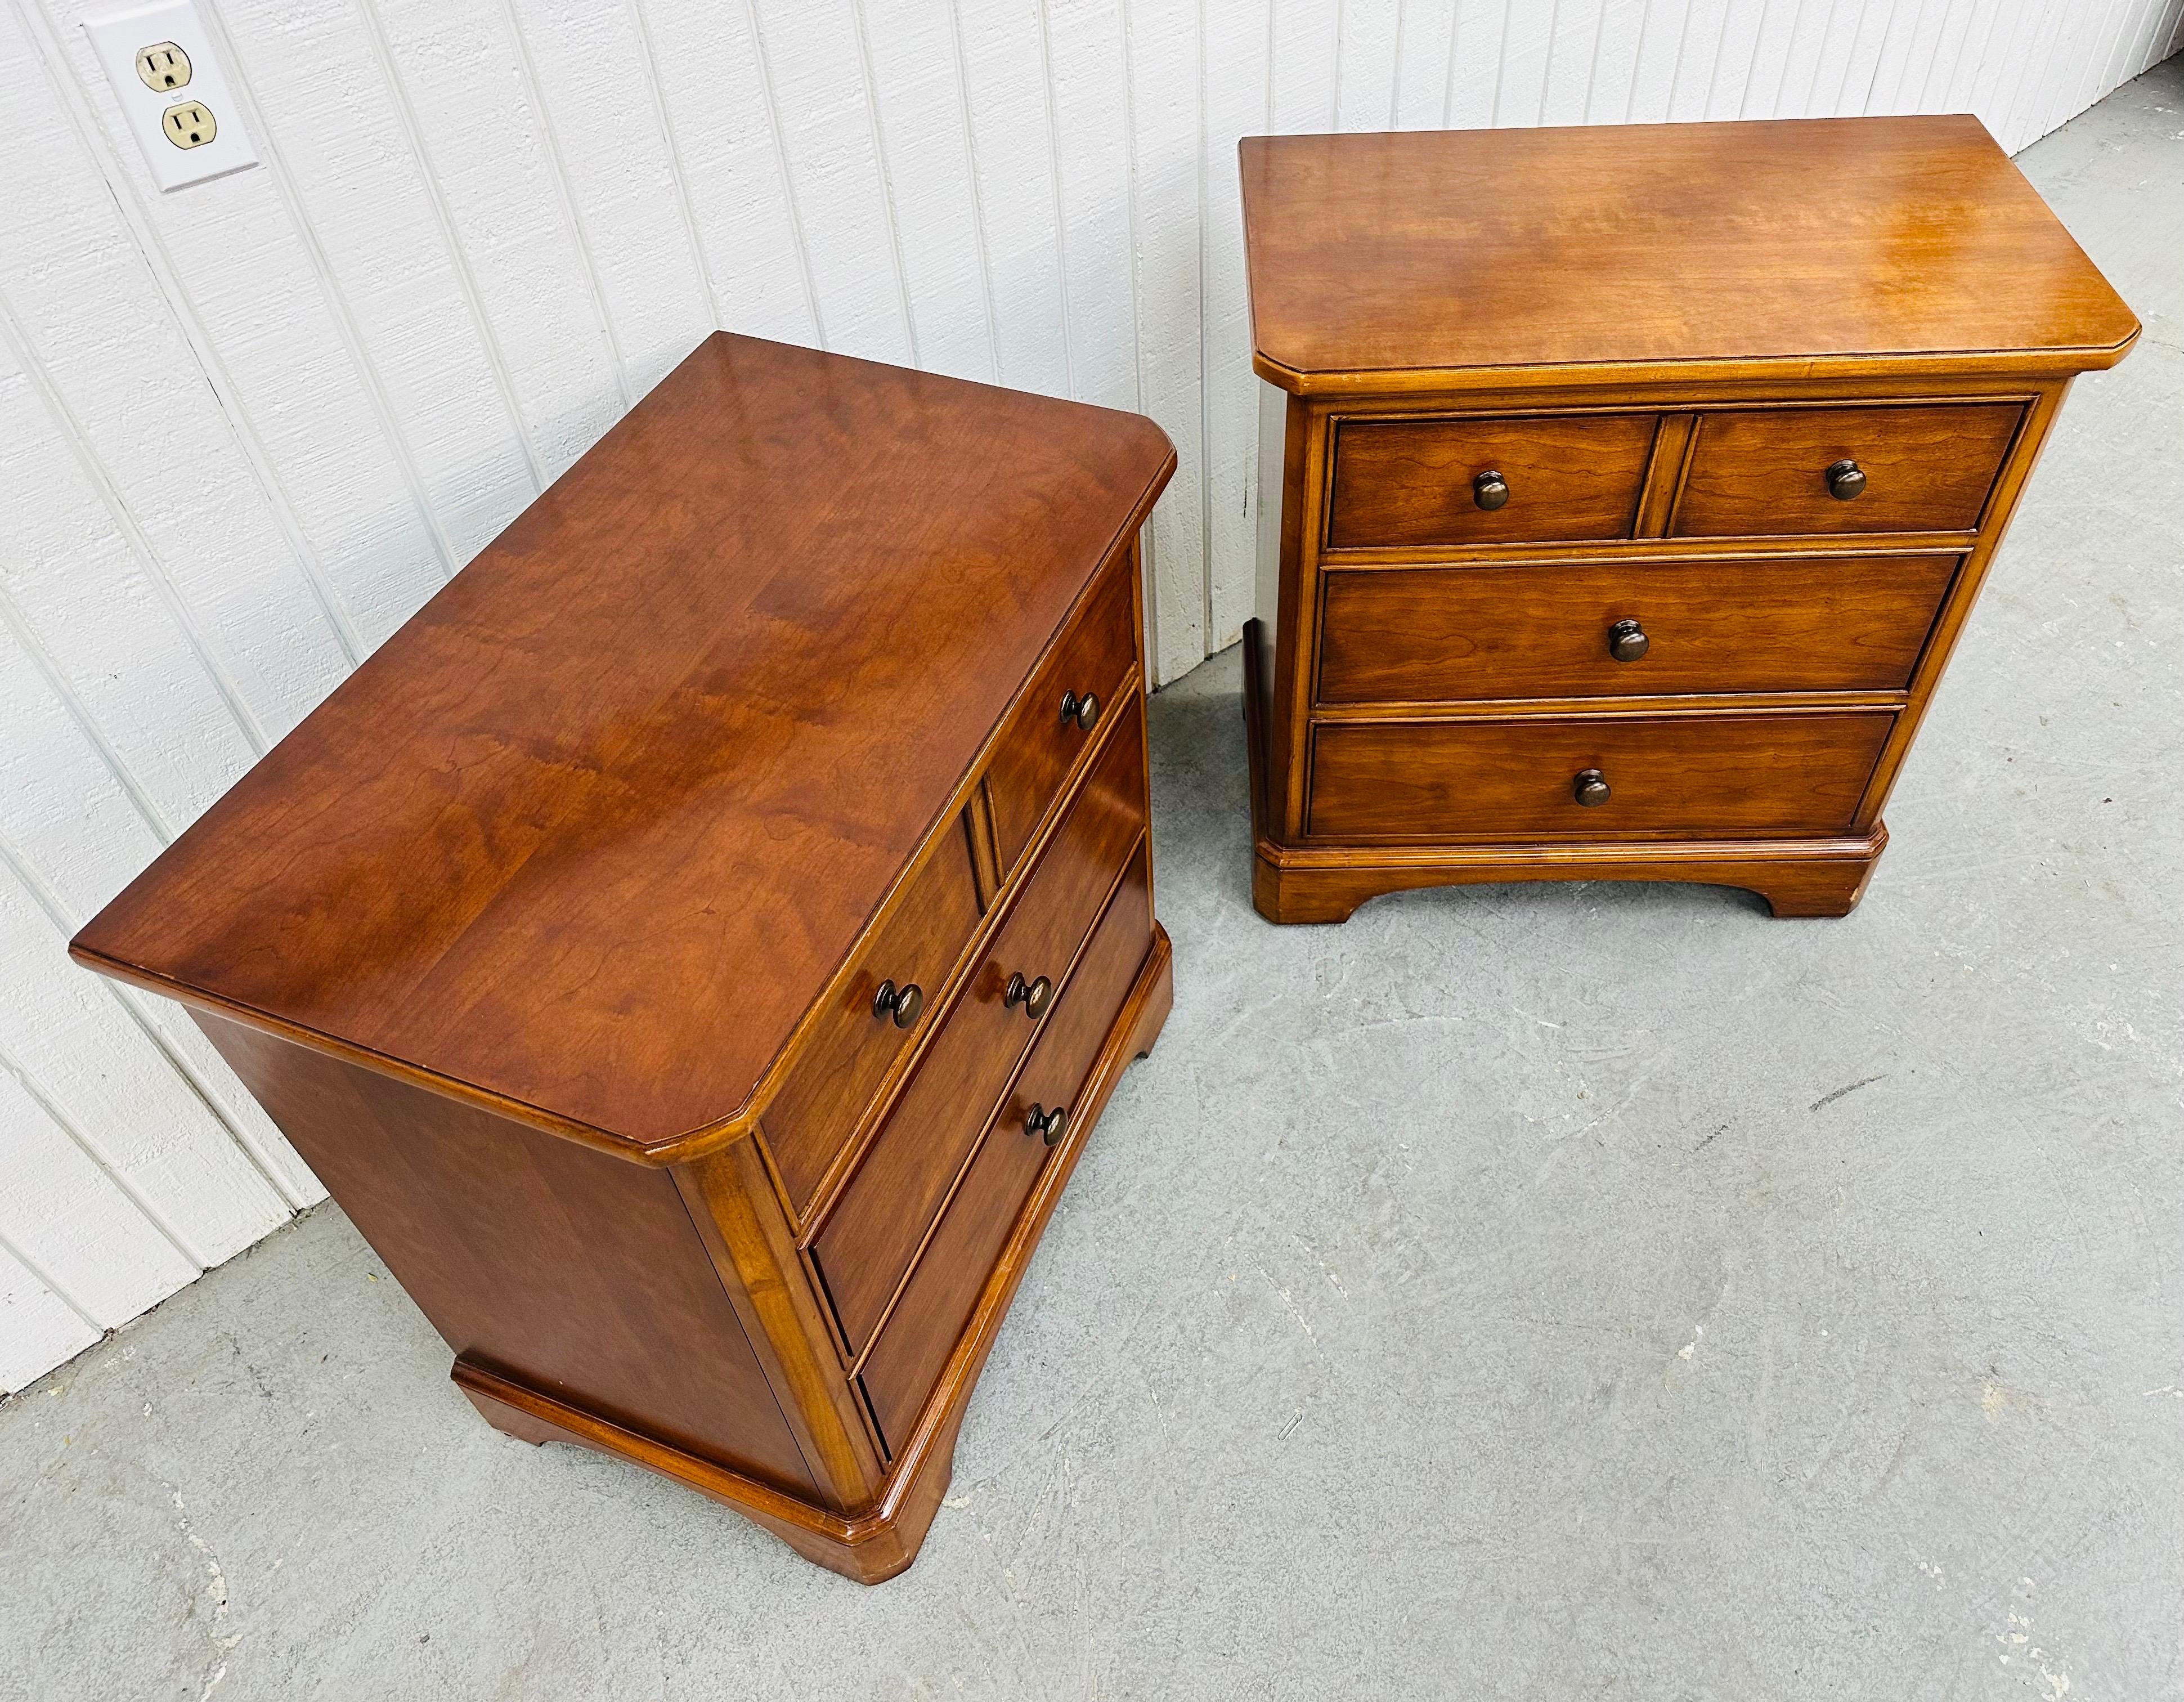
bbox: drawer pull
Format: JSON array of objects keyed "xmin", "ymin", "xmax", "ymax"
[
  {"xmin": 1572, "ymin": 769, "xmax": 1612, "ymax": 807},
  {"xmin": 1825, "ymin": 459, "xmax": 1867, "ymax": 501},
  {"xmin": 1024, "ymin": 1103, "xmax": 1070, "ymax": 1147},
  {"xmin": 1607, "ymin": 619, "xmax": 1649, "ymax": 662},
  {"xmin": 1004, "ymin": 972, "xmax": 1055, "ymax": 1019},
  {"xmin": 1060, "ymin": 689, "xmax": 1101, "ymax": 731},
  {"xmin": 1472, "ymin": 469, "xmax": 1510, "ymax": 511},
  {"xmin": 872, "ymin": 979, "xmax": 924, "ymax": 1028}
]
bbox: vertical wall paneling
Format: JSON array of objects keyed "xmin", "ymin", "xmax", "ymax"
[
  {"xmin": 1125, "ymin": 0, "xmax": 1209, "ymax": 683},
  {"xmin": 1203, "ymin": 0, "xmax": 1273, "ymax": 652},
  {"xmin": 757, "ymin": 1, "xmax": 917, "ymax": 365},
  {"xmin": 1391, "ymin": 2, "xmax": 1456, "ymax": 127},
  {"xmin": 369, "ymin": 0, "xmax": 629, "ymax": 477},
  {"xmin": 956, "ymin": 1, "xmax": 1075, "ymax": 396},
  {"xmin": 856, "ymin": 0, "xmax": 997, "ymax": 384},
  {"xmin": 0, "ymin": 1237, "xmax": 98, "ymax": 1394},
  {"xmin": 1044, "ymin": 0, "xmax": 1141, "ymax": 417},
  {"xmin": 1, "ymin": 0, "xmax": 2175, "ymax": 1389},
  {"xmin": 495, "ymin": 1, "xmax": 715, "ymax": 399},
  {"xmin": 629, "ymin": 3, "xmax": 818, "ymax": 352}
]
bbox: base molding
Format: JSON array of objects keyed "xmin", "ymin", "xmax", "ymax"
[
  {"xmin": 455, "ymin": 925, "xmax": 1174, "ymax": 1584},
  {"xmin": 455, "ymin": 1359, "xmax": 936, "ymax": 1583},
  {"xmin": 1251, "ymin": 827, "xmax": 1887, "ymax": 924}
]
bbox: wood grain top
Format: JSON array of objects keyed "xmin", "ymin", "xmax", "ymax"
[
  {"xmin": 73, "ymin": 333, "xmax": 1174, "ymax": 1158},
  {"xmin": 1240, "ymin": 116, "xmax": 2139, "ymax": 393}
]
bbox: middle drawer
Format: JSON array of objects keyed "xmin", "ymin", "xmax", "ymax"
[
  {"xmin": 1317, "ymin": 553, "xmax": 1960, "ymax": 705},
  {"xmin": 809, "ymin": 698, "xmax": 1146, "ymax": 1359}
]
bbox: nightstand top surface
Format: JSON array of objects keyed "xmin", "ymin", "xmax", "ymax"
[
  {"xmin": 1240, "ymin": 115, "xmax": 2137, "ymax": 392},
  {"xmin": 73, "ymin": 333, "xmax": 1173, "ymax": 1154}
]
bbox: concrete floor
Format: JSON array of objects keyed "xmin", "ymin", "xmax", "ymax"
[{"xmin": 5, "ymin": 64, "xmax": 2181, "ymax": 1702}]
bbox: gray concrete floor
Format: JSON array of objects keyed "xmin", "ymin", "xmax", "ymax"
[{"xmin": 6, "ymin": 62, "xmax": 2181, "ymax": 1702}]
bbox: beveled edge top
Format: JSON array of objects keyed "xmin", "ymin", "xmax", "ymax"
[
  {"xmin": 1241, "ymin": 115, "xmax": 2140, "ymax": 396},
  {"xmin": 70, "ymin": 334, "xmax": 1176, "ymax": 1166}
]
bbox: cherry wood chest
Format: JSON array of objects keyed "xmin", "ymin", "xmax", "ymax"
[
  {"xmin": 71, "ymin": 334, "xmax": 1176, "ymax": 1582},
  {"xmin": 1239, "ymin": 117, "xmax": 2137, "ymax": 924}
]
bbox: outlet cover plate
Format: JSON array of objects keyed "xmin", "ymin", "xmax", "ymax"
[{"xmin": 85, "ymin": 1, "xmax": 257, "ymax": 191}]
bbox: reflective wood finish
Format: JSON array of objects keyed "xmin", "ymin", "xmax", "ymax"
[
  {"xmin": 1240, "ymin": 117, "xmax": 2138, "ymax": 393},
  {"xmin": 1316, "ymin": 553, "xmax": 1962, "ymax": 704},
  {"xmin": 811, "ymin": 706, "xmax": 1148, "ymax": 1358},
  {"xmin": 1306, "ymin": 711, "xmax": 1898, "ymax": 842},
  {"xmin": 1327, "ymin": 411, "xmax": 1658, "ymax": 548},
  {"xmin": 1671, "ymin": 402, "xmax": 2023, "ymax": 537},
  {"xmin": 1241, "ymin": 117, "xmax": 2136, "ymax": 923},
  {"xmin": 73, "ymin": 333, "xmax": 1171, "ymax": 1163},
  {"xmin": 72, "ymin": 334, "xmax": 1176, "ymax": 1582}
]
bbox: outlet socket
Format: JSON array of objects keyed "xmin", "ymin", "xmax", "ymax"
[
  {"xmin": 161, "ymin": 99, "xmax": 215, "ymax": 148},
  {"xmin": 86, "ymin": 2, "xmax": 256, "ymax": 191},
  {"xmin": 135, "ymin": 41, "xmax": 189, "ymax": 89}
]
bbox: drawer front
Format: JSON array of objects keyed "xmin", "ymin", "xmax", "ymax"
[
  {"xmin": 1317, "ymin": 554, "xmax": 1960, "ymax": 705},
  {"xmin": 1326, "ymin": 413, "xmax": 1658, "ymax": 550},
  {"xmin": 813, "ymin": 702, "xmax": 1147, "ymax": 1358},
  {"xmin": 859, "ymin": 846, "xmax": 1154, "ymax": 1457},
  {"xmin": 1673, "ymin": 404, "xmax": 2021, "ymax": 538},
  {"xmin": 985, "ymin": 561, "xmax": 1138, "ymax": 876},
  {"xmin": 765, "ymin": 820, "xmax": 984, "ymax": 1213},
  {"xmin": 1307, "ymin": 711, "xmax": 1895, "ymax": 842}
]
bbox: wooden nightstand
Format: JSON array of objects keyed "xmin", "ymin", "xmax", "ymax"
[
  {"xmin": 1239, "ymin": 117, "xmax": 2137, "ymax": 924},
  {"xmin": 71, "ymin": 334, "xmax": 1174, "ymax": 1582}
]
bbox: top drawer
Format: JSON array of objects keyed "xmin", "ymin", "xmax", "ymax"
[
  {"xmin": 1673, "ymin": 403, "xmax": 2022, "ymax": 538},
  {"xmin": 763, "ymin": 818, "xmax": 985, "ymax": 1213},
  {"xmin": 1326, "ymin": 413, "xmax": 1658, "ymax": 550},
  {"xmin": 984, "ymin": 561, "xmax": 1138, "ymax": 876}
]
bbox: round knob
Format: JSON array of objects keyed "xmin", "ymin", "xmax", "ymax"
[
  {"xmin": 1004, "ymin": 972, "xmax": 1054, "ymax": 1019},
  {"xmin": 1607, "ymin": 619, "xmax": 1649, "ymax": 662},
  {"xmin": 1060, "ymin": 689, "xmax": 1100, "ymax": 731},
  {"xmin": 872, "ymin": 979, "xmax": 923, "ymax": 1028},
  {"xmin": 1826, "ymin": 459, "xmax": 1867, "ymax": 501},
  {"xmin": 1572, "ymin": 769, "xmax": 1611, "ymax": 807},
  {"xmin": 1472, "ymin": 470, "xmax": 1510, "ymax": 511},
  {"xmin": 1025, "ymin": 1103, "xmax": 1070, "ymax": 1147}
]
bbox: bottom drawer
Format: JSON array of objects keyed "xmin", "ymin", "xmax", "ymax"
[
  {"xmin": 1306, "ymin": 711, "xmax": 1895, "ymax": 843},
  {"xmin": 858, "ymin": 845, "xmax": 1153, "ymax": 1458}
]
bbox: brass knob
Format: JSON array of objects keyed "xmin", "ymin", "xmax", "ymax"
[
  {"xmin": 1607, "ymin": 619, "xmax": 1649, "ymax": 662},
  {"xmin": 1004, "ymin": 972, "xmax": 1053, "ymax": 1019},
  {"xmin": 1572, "ymin": 769, "xmax": 1611, "ymax": 807},
  {"xmin": 872, "ymin": 979, "xmax": 923, "ymax": 1028},
  {"xmin": 1472, "ymin": 469, "xmax": 1510, "ymax": 511},
  {"xmin": 1025, "ymin": 1103, "xmax": 1070, "ymax": 1147},
  {"xmin": 1826, "ymin": 459, "xmax": 1867, "ymax": 500},
  {"xmin": 1060, "ymin": 689, "xmax": 1100, "ymax": 731}
]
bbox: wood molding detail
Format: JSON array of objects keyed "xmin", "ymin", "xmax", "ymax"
[
  {"xmin": 72, "ymin": 335, "xmax": 1177, "ymax": 1583},
  {"xmin": 1237, "ymin": 119, "xmax": 2136, "ymax": 926}
]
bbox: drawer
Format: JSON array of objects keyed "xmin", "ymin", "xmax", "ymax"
[
  {"xmin": 764, "ymin": 818, "xmax": 984, "ymax": 1213},
  {"xmin": 859, "ymin": 845, "xmax": 1154, "ymax": 1457},
  {"xmin": 811, "ymin": 701, "xmax": 1146, "ymax": 1358},
  {"xmin": 1326, "ymin": 413, "xmax": 1658, "ymax": 550},
  {"xmin": 1316, "ymin": 554, "xmax": 1960, "ymax": 705},
  {"xmin": 1306, "ymin": 711, "xmax": 1895, "ymax": 842},
  {"xmin": 1672, "ymin": 404, "xmax": 2022, "ymax": 538},
  {"xmin": 985, "ymin": 560, "xmax": 1138, "ymax": 875}
]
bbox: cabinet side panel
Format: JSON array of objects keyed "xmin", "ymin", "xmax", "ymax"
[{"xmin": 195, "ymin": 1013, "xmax": 817, "ymax": 1500}]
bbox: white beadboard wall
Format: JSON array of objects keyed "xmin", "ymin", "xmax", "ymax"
[{"xmin": 1, "ymin": 0, "xmax": 2177, "ymax": 1392}]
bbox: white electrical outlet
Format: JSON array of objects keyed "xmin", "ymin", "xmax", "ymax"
[{"xmin": 86, "ymin": 1, "xmax": 257, "ymax": 191}]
